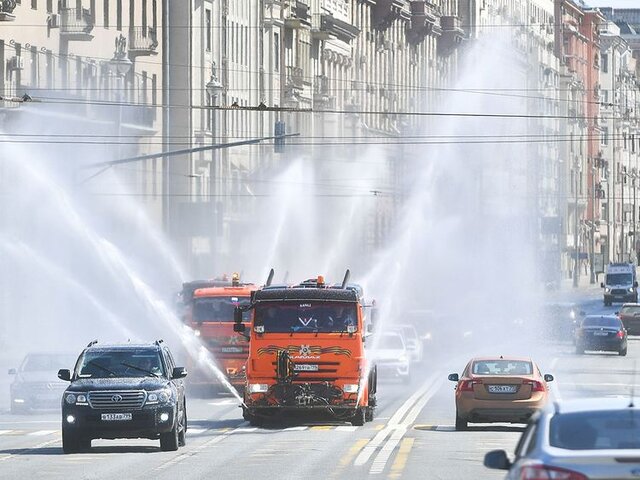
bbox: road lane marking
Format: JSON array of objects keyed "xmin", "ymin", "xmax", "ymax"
[
  {"xmin": 330, "ymin": 438, "xmax": 370, "ymax": 479},
  {"xmin": 29, "ymin": 430, "xmax": 57, "ymax": 436},
  {"xmin": 283, "ymin": 426, "xmax": 308, "ymax": 431},
  {"xmin": 0, "ymin": 430, "xmax": 13, "ymax": 435},
  {"xmin": 0, "ymin": 438, "xmax": 59, "ymax": 463},
  {"xmin": 310, "ymin": 425, "xmax": 333, "ymax": 431},
  {"xmin": 208, "ymin": 399, "xmax": 236, "ymax": 406},
  {"xmin": 335, "ymin": 426, "xmax": 358, "ymax": 432},
  {"xmin": 355, "ymin": 372, "xmax": 440, "ymax": 467},
  {"xmin": 186, "ymin": 428, "xmax": 206, "ymax": 435},
  {"xmin": 388, "ymin": 438, "xmax": 414, "ymax": 479},
  {"xmin": 369, "ymin": 376, "xmax": 444, "ymax": 474}
]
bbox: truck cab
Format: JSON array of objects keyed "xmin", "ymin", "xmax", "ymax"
[
  {"xmin": 602, "ymin": 263, "xmax": 638, "ymax": 306},
  {"xmin": 235, "ymin": 274, "xmax": 376, "ymax": 426},
  {"xmin": 184, "ymin": 275, "xmax": 257, "ymax": 390}
]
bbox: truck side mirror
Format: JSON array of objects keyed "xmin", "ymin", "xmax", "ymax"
[
  {"xmin": 58, "ymin": 369, "xmax": 71, "ymax": 381},
  {"xmin": 233, "ymin": 323, "xmax": 246, "ymax": 333},
  {"xmin": 234, "ymin": 307, "xmax": 243, "ymax": 324},
  {"xmin": 634, "ymin": 281, "xmax": 638, "ymax": 288}
]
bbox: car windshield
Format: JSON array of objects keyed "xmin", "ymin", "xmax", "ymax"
[
  {"xmin": 255, "ymin": 301, "xmax": 358, "ymax": 333},
  {"xmin": 472, "ymin": 360, "xmax": 533, "ymax": 375},
  {"xmin": 550, "ymin": 410, "xmax": 640, "ymax": 450},
  {"xmin": 620, "ymin": 306, "xmax": 640, "ymax": 316},
  {"xmin": 606, "ymin": 273, "xmax": 633, "ymax": 285},
  {"xmin": 192, "ymin": 296, "xmax": 251, "ymax": 322},
  {"xmin": 76, "ymin": 350, "xmax": 165, "ymax": 378},
  {"xmin": 582, "ymin": 317, "xmax": 620, "ymax": 328},
  {"xmin": 378, "ymin": 334, "xmax": 404, "ymax": 350},
  {"xmin": 21, "ymin": 354, "xmax": 76, "ymax": 372}
]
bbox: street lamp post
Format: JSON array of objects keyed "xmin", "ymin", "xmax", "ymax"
[
  {"xmin": 108, "ymin": 35, "xmax": 133, "ymax": 162},
  {"xmin": 205, "ymin": 62, "xmax": 224, "ymax": 240},
  {"xmin": 622, "ymin": 165, "xmax": 627, "ymax": 261}
]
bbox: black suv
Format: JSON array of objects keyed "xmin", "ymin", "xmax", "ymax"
[{"xmin": 58, "ymin": 340, "xmax": 188, "ymax": 453}]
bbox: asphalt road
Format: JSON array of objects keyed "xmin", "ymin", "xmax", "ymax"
[{"xmin": 0, "ymin": 289, "xmax": 636, "ymax": 480}]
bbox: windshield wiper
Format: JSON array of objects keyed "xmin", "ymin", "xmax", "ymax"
[
  {"xmin": 121, "ymin": 362, "xmax": 160, "ymax": 377},
  {"xmin": 86, "ymin": 360, "xmax": 117, "ymax": 377}
]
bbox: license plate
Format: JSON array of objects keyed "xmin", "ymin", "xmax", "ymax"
[
  {"xmin": 101, "ymin": 413, "xmax": 132, "ymax": 421},
  {"xmin": 221, "ymin": 347, "xmax": 243, "ymax": 353},
  {"xmin": 593, "ymin": 331, "xmax": 608, "ymax": 336},
  {"xmin": 293, "ymin": 364, "xmax": 319, "ymax": 372},
  {"xmin": 487, "ymin": 385, "xmax": 517, "ymax": 394}
]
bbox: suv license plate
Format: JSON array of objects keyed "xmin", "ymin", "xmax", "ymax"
[
  {"xmin": 101, "ymin": 413, "xmax": 132, "ymax": 421},
  {"xmin": 488, "ymin": 385, "xmax": 517, "ymax": 394}
]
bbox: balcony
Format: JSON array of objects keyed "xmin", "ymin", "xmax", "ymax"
[
  {"xmin": 311, "ymin": 13, "xmax": 359, "ymax": 42},
  {"xmin": 128, "ymin": 27, "xmax": 159, "ymax": 57},
  {"xmin": 121, "ymin": 104, "xmax": 157, "ymax": 130},
  {"xmin": 408, "ymin": 1, "xmax": 441, "ymax": 43},
  {"xmin": 0, "ymin": 0, "xmax": 16, "ymax": 21},
  {"xmin": 313, "ymin": 74, "xmax": 333, "ymax": 109},
  {"xmin": 285, "ymin": 1, "xmax": 311, "ymax": 29},
  {"xmin": 60, "ymin": 7, "xmax": 94, "ymax": 40},
  {"xmin": 438, "ymin": 16, "xmax": 465, "ymax": 56},
  {"xmin": 286, "ymin": 66, "xmax": 305, "ymax": 90},
  {"xmin": 373, "ymin": 0, "xmax": 407, "ymax": 30}
]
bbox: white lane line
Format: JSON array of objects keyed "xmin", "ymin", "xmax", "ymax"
[
  {"xmin": 283, "ymin": 426, "xmax": 308, "ymax": 432},
  {"xmin": 0, "ymin": 438, "xmax": 59, "ymax": 463},
  {"xmin": 354, "ymin": 372, "xmax": 439, "ymax": 467},
  {"xmin": 208, "ymin": 400, "xmax": 236, "ymax": 406},
  {"xmin": 369, "ymin": 377, "xmax": 444, "ymax": 474},
  {"xmin": 0, "ymin": 430, "xmax": 13, "ymax": 435},
  {"xmin": 28, "ymin": 430, "xmax": 57, "ymax": 436},
  {"xmin": 335, "ymin": 426, "xmax": 357, "ymax": 432},
  {"xmin": 231, "ymin": 427, "xmax": 257, "ymax": 434},
  {"xmin": 186, "ymin": 428, "xmax": 206, "ymax": 435}
]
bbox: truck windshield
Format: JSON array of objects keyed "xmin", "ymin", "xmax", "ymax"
[
  {"xmin": 255, "ymin": 301, "xmax": 358, "ymax": 333},
  {"xmin": 606, "ymin": 273, "xmax": 633, "ymax": 285},
  {"xmin": 193, "ymin": 296, "xmax": 251, "ymax": 323}
]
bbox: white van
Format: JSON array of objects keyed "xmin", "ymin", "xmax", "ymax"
[{"xmin": 601, "ymin": 263, "xmax": 638, "ymax": 306}]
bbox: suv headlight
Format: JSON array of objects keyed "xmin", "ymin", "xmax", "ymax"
[
  {"xmin": 147, "ymin": 388, "xmax": 172, "ymax": 405},
  {"xmin": 605, "ymin": 288, "xmax": 611, "ymax": 293},
  {"xmin": 64, "ymin": 393, "xmax": 87, "ymax": 405},
  {"xmin": 629, "ymin": 288, "xmax": 635, "ymax": 293}
]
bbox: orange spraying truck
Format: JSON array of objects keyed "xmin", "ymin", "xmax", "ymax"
[
  {"xmin": 184, "ymin": 275, "xmax": 258, "ymax": 390},
  {"xmin": 233, "ymin": 271, "xmax": 377, "ymax": 426}
]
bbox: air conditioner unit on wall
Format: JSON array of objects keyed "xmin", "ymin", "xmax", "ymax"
[{"xmin": 48, "ymin": 13, "xmax": 59, "ymax": 28}]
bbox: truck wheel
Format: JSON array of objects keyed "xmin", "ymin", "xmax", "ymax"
[
  {"xmin": 160, "ymin": 421, "xmax": 180, "ymax": 451},
  {"xmin": 365, "ymin": 406, "xmax": 375, "ymax": 422},
  {"xmin": 351, "ymin": 407, "xmax": 366, "ymax": 427},
  {"xmin": 455, "ymin": 411, "xmax": 468, "ymax": 431}
]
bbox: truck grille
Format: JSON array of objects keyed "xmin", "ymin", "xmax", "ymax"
[
  {"xmin": 87, "ymin": 391, "xmax": 146, "ymax": 410},
  {"xmin": 612, "ymin": 289, "xmax": 628, "ymax": 295}
]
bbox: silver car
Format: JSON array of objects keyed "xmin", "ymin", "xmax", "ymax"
[{"xmin": 485, "ymin": 397, "xmax": 640, "ymax": 479}]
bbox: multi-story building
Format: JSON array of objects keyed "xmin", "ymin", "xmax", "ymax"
[{"xmin": 0, "ymin": 0, "xmax": 164, "ymax": 221}]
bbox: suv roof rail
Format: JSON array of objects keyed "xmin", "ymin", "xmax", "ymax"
[
  {"xmin": 86, "ymin": 339, "xmax": 98, "ymax": 347},
  {"xmin": 155, "ymin": 339, "xmax": 164, "ymax": 346}
]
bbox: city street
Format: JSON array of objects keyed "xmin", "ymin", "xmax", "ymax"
[{"xmin": 0, "ymin": 289, "xmax": 635, "ymax": 479}]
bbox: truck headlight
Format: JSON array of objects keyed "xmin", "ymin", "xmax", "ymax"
[
  {"xmin": 605, "ymin": 288, "xmax": 611, "ymax": 293},
  {"xmin": 248, "ymin": 383, "xmax": 269, "ymax": 393},
  {"xmin": 399, "ymin": 354, "xmax": 408, "ymax": 363},
  {"xmin": 343, "ymin": 384, "xmax": 359, "ymax": 393},
  {"xmin": 147, "ymin": 389, "xmax": 172, "ymax": 404},
  {"xmin": 630, "ymin": 288, "xmax": 635, "ymax": 293}
]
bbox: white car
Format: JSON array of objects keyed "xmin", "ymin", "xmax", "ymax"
[
  {"xmin": 485, "ymin": 397, "xmax": 640, "ymax": 479},
  {"xmin": 390, "ymin": 324, "xmax": 423, "ymax": 363},
  {"xmin": 369, "ymin": 331, "xmax": 410, "ymax": 383}
]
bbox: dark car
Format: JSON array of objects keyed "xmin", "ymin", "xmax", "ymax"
[
  {"xmin": 58, "ymin": 340, "xmax": 188, "ymax": 453},
  {"xmin": 574, "ymin": 315, "xmax": 627, "ymax": 356},
  {"xmin": 8, "ymin": 353, "xmax": 77, "ymax": 414},
  {"xmin": 617, "ymin": 303, "xmax": 640, "ymax": 336}
]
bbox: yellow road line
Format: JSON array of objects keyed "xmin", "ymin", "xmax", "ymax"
[
  {"xmin": 310, "ymin": 425, "xmax": 333, "ymax": 430},
  {"xmin": 374, "ymin": 424, "xmax": 385, "ymax": 431},
  {"xmin": 330, "ymin": 438, "xmax": 369, "ymax": 479},
  {"xmin": 388, "ymin": 437, "xmax": 415, "ymax": 479}
]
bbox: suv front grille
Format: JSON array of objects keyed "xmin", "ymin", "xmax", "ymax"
[{"xmin": 88, "ymin": 391, "xmax": 146, "ymax": 410}]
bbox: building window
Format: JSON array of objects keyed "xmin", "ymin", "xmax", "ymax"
[
  {"xmin": 205, "ymin": 8, "xmax": 211, "ymax": 51},
  {"xmin": 31, "ymin": 0, "xmax": 36, "ymax": 9},
  {"xmin": 46, "ymin": 0, "xmax": 52, "ymax": 12},
  {"xmin": 601, "ymin": 127, "xmax": 609, "ymax": 146},
  {"xmin": 117, "ymin": 0, "xmax": 122, "ymax": 31},
  {"xmin": 601, "ymin": 53, "xmax": 608, "ymax": 73},
  {"xmin": 274, "ymin": 32, "xmax": 280, "ymax": 72},
  {"xmin": 104, "ymin": 0, "xmax": 109, "ymax": 27}
]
